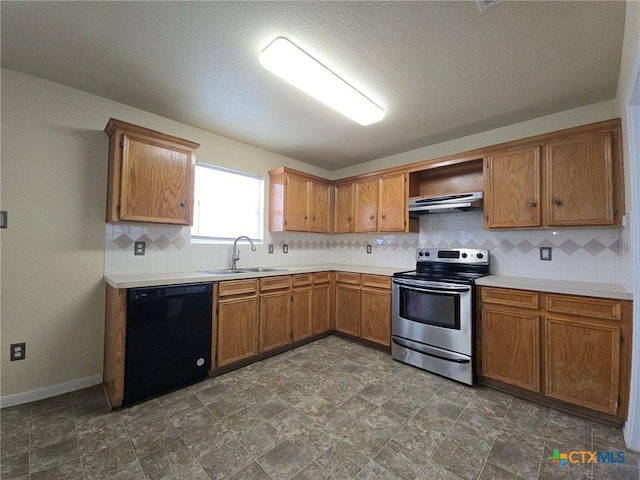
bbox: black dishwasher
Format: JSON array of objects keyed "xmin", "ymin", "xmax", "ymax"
[{"xmin": 124, "ymin": 282, "xmax": 212, "ymax": 406}]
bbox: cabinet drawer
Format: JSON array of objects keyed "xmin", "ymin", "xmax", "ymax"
[
  {"xmin": 219, "ymin": 279, "xmax": 258, "ymax": 297},
  {"xmin": 292, "ymin": 274, "xmax": 312, "ymax": 287},
  {"xmin": 361, "ymin": 274, "xmax": 391, "ymax": 289},
  {"xmin": 481, "ymin": 287, "xmax": 539, "ymax": 309},
  {"xmin": 546, "ymin": 294, "xmax": 621, "ymax": 321},
  {"xmin": 335, "ymin": 272, "xmax": 360, "ymax": 285},
  {"xmin": 260, "ymin": 276, "xmax": 292, "ymax": 292},
  {"xmin": 313, "ymin": 272, "xmax": 331, "ymax": 284}
]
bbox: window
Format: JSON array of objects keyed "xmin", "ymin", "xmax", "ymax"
[{"xmin": 191, "ymin": 163, "xmax": 264, "ymax": 242}]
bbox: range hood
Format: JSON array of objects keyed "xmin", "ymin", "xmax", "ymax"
[{"xmin": 408, "ymin": 191, "xmax": 483, "ymax": 216}]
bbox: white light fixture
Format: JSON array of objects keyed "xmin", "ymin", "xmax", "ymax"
[{"xmin": 259, "ymin": 37, "xmax": 385, "ymax": 126}]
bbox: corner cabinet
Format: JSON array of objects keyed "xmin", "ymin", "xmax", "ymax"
[
  {"xmin": 484, "ymin": 119, "xmax": 623, "ymax": 229},
  {"xmin": 477, "ymin": 286, "xmax": 632, "ymax": 423},
  {"xmin": 105, "ymin": 118, "xmax": 199, "ymax": 225},
  {"xmin": 269, "ymin": 167, "xmax": 333, "ymax": 233}
]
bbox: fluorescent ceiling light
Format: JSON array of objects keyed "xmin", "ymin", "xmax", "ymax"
[{"xmin": 260, "ymin": 37, "xmax": 385, "ymax": 126}]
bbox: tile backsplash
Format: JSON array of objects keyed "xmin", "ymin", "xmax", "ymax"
[{"xmin": 105, "ymin": 211, "xmax": 630, "ymax": 288}]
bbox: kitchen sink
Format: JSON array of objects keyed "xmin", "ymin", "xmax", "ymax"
[
  {"xmin": 201, "ymin": 269, "xmax": 249, "ymax": 275},
  {"xmin": 201, "ymin": 267, "xmax": 288, "ymax": 275},
  {"xmin": 241, "ymin": 267, "xmax": 288, "ymax": 272}
]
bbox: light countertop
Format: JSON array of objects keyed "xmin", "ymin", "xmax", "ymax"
[
  {"xmin": 476, "ymin": 275, "xmax": 632, "ymax": 301},
  {"xmin": 104, "ymin": 264, "xmax": 408, "ymax": 289}
]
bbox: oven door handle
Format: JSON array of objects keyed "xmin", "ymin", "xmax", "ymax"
[
  {"xmin": 392, "ymin": 279, "xmax": 470, "ymax": 293},
  {"xmin": 392, "ymin": 337, "xmax": 471, "ymax": 363}
]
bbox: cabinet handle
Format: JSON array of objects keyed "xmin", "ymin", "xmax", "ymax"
[
  {"xmin": 381, "ymin": 214, "xmax": 386, "ymax": 219},
  {"xmin": 370, "ymin": 215, "xmax": 375, "ymax": 220},
  {"xmin": 312, "ymin": 216, "xmax": 316, "ymax": 221},
  {"xmin": 552, "ymin": 199, "xmax": 562, "ymax": 206},
  {"xmin": 529, "ymin": 202, "xmax": 537, "ymax": 208},
  {"xmin": 180, "ymin": 201, "xmax": 188, "ymax": 207},
  {"xmin": 347, "ymin": 217, "xmax": 352, "ymax": 222}
]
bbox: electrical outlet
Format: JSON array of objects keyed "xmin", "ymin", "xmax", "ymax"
[
  {"xmin": 0, "ymin": 211, "xmax": 7, "ymax": 229},
  {"xmin": 10, "ymin": 343, "xmax": 26, "ymax": 361},
  {"xmin": 268, "ymin": 244, "xmax": 274, "ymax": 254},
  {"xmin": 283, "ymin": 244, "xmax": 289, "ymax": 254},
  {"xmin": 540, "ymin": 247, "xmax": 552, "ymax": 261},
  {"xmin": 134, "ymin": 242, "xmax": 146, "ymax": 255},
  {"xmin": 366, "ymin": 245, "xmax": 372, "ymax": 254}
]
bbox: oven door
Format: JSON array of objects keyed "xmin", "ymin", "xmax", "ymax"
[{"xmin": 392, "ymin": 278, "xmax": 472, "ymax": 355}]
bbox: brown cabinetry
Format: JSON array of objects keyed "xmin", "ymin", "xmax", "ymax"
[
  {"xmin": 334, "ymin": 182, "xmax": 355, "ymax": 233},
  {"xmin": 360, "ymin": 275, "xmax": 392, "ymax": 346},
  {"xmin": 104, "ymin": 118, "xmax": 199, "ymax": 225},
  {"xmin": 259, "ymin": 276, "xmax": 292, "ymax": 353},
  {"xmin": 334, "ymin": 272, "xmax": 391, "ymax": 347},
  {"xmin": 292, "ymin": 274, "xmax": 313, "ymax": 342},
  {"xmin": 269, "ymin": 167, "xmax": 333, "ymax": 233},
  {"xmin": 354, "ymin": 172, "xmax": 410, "ymax": 233},
  {"xmin": 216, "ymin": 280, "xmax": 259, "ymax": 367},
  {"xmin": 478, "ymin": 286, "xmax": 631, "ymax": 422},
  {"xmin": 484, "ymin": 121, "xmax": 622, "ymax": 229},
  {"xmin": 312, "ymin": 272, "xmax": 333, "ymax": 334}
]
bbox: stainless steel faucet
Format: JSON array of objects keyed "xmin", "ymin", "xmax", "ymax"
[{"xmin": 231, "ymin": 235, "xmax": 256, "ymax": 270}]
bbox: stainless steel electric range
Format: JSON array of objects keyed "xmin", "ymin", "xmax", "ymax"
[{"xmin": 391, "ymin": 248, "xmax": 489, "ymax": 385}]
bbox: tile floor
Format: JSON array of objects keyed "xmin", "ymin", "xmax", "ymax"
[{"xmin": 1, "ymin": 336, "xmax": 638, "ymax": 480}]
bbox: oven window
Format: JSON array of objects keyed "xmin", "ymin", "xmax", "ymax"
[{"xmin": 399, "ymin": 288, "xmax": 460, "ymax": 329}]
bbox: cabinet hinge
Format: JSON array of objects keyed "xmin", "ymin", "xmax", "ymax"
[
  {"xmin": 284, "ymin": 220, "xmax": 287, "ymax": 226},
  {"xmin": 291, "ymin": 294, "xmax": 293, "ymax": 302},
  {"xmin": 119, "ymin": 140, "xmax": 124, "ymax": 148},
  {"xmin": 116, "ymin": 205, "xmax": 121, "ymax": 213},
  {"xmin": 614, "ymin": 208, "xmax": 619, "ymax": 216},
  {"xmin": 620, "ymin": 336, "xmax": 624, "ymax": 346}
]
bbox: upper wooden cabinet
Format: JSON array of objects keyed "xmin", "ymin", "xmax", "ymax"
[
  {"xmin": 105, "ymin": 118, "xmax": 199, "ymax": 225},
  {"xmin": 484, "ymin": 146, "xmax": 542, "ymax": 229},
  {"xmin": 484, "ymin": 120, "xmax": 623, "ymax": 229},
  {"xmin": 334, "ymin": 181, "xmax": 355, "ymax": 233},
  {"xmin": 355, "ymin": 177, "xmax": 378, "ymax": 232},
  {"xmin": 545, "ymin": 131, "xmax": 615, "ymax": 226},
  {"xmin": 269, "ymin": 168, "xmax": 333, "ymax": 233},
  {"xmin": 352, "ymin": 172, "xmax": 415, "ymax": 233}
]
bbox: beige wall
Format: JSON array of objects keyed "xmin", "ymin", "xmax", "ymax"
[{"xmin": 0, "ymin": 66, "xmax": 629, "ymax": 402}]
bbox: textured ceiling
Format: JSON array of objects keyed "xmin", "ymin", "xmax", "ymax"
[{"xmin": 0, "ymin": 1, "xmax": 626, "ymax": 170}]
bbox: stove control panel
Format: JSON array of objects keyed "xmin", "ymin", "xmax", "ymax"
[{"xmin": 416, "ymin": 248, "xmax": 489, "ymax": 264}]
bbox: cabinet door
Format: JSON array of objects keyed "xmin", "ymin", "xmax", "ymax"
[
  {"xmin": 480, "ymin": 307, "xmax": 540, "ymax": 392},
  {"xmin": 292, "ymin": 287, "xmax": 313, "ymax": 342},
  {"xmin": 361, "ymin": 287, "xmax": 391, "ymax": 346},
  {"xmin": 354, "ymin": 177, "xmax": 378, "ymax": 232},
  {"xmin": 312, "ymin": 283, "xmax": 332, "ymax": 334},
  {"xmin": 335, "ymin": 284, "xmax": 361, "ymax": 336},
  {"xmin": 259, "ymin": 291, "xmax": 292, "ymax": 352},
  {"xmin": 120, "ymin": 134, "xmax": 194, "ymax": 225},
  {"xmin": 310, "ymin": 181, "xmax": 332, "ymax": 233},
  {"xmin": 217, "ymin": 295, "xmax": 258, "ymax": 366},
  {"xmin": 285, "ymin": 173, "xmax": 310, "ymax": 231},
  {"xmin": 378, "ymin": 173, "xmax": 406, "ymax": 232},
  {"xmin": 334, "ymin": 182, "xmax": 355, "ymax": 233},
  {"xmin": 545, "ymin": 132, "xmax": 615, "ymax": 226},
  {"xmin": 544, "ymin": 316, "xmax": 620, "ymax": 415},
  {"xmin": 484, "ymin": 146, "xmax": 541, "ymax": 228}
]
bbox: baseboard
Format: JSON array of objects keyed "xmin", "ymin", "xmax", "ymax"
[{"xmin": 0, "ymin": 374, "xmax": 103, "ymax": 408}]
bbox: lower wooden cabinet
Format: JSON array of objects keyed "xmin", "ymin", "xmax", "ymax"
[
  {"xmin": 216, "ymin": 280, "xmax": 259, "ymax": 367},
  {"xmin": 292, "ymin": 274, "xmax": 313, "ymax": 342},
  {"xmin": 544, "ymin": 316, "xmax": 621, "ymax": 415},
  {"xmin": 478, "ymin": 286, "xmax": 631, "ymax": 422},
  {"xmin": 312, "ymin": 273, "xmax": 332, "ymax": 335},
  {"xmin": 258, "ymin": 276, "xmax": 292, "ymax": 353},
  {"xmin": 360, "ymin": 275, "xmax": 391, "ymax": 347},
  {"xmin": 480, "ymin": 307, "xmax": 540, "ymax": 392},
  {"xmin": 334, "ymin": 272, "xmax": 391, "ymax": 347}
]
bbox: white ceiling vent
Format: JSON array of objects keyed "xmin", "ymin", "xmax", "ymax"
[{"xmin": 476, "ymin": 0, "xmax": 502, "ymax": 12}]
